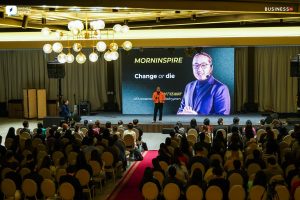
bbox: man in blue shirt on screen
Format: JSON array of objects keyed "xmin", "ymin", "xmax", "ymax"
[{"xmin": 177, "ymin": 52, "xmax": 230, "ymax": 115}]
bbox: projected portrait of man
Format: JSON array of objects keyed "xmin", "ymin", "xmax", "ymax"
[{"xmin": 177, "ymin": 52, "xmax": 230, "ymax": 115}]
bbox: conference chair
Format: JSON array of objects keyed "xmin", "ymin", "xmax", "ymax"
[
  {"xmin": 187, "ymin": 129, "xmax": 198, "ymax": 138},
  {"xmin": 22, "ymin": 179, "xmax": 38, "ymax": 200},
  {"xmin": 101, "ymin": 151, "xmax": 122, "ymax": 183},
  {"xmin": 228, "ymin": 173, "xmax": 244, "ymax": 188},
  {"xmin": 19, "ymin": 167, "xmax": 31, "ymax": 179},
  {"xmin": 67, "ymin": 151, "xmax": 78, "ymax": 166},
  {"xmin": 81, "ymin": 127, "xmax": 88, "ymax": 135},
  {"xmin": 52, "ymin": 150, "xmax": 65, "ymax": 167},
  {"xmin": 1, "ymin": 178, "xmax": 16, "ymax": 199},
  {"xmin": 89, "ymin": 160, "xmax": 105, "ymax": 191},
  {"xmin": 163, "ymin": 183, "xmax": 180, "ymax": 200},
  {"xmin": 142, "ymin": 182, "xmax": 159, "ymax": 200},
  {"xmin": 285, "ymin": 164, "xmax": 296, "ymax": 177},
  {"xmin": 75, "ymin": 169, "xmax": 94, "ymax": 200},
  {"xmin": 41, "ymin": 179, "xmax": 56, "ymax": 199},
  {"xmin": 275, "ymin": 185, "xmax": 290, "ymax": 200},
  {"xmin": 117, "ymin": 128, "xmax": 125, "ymax": 138},
  {"xmin": 59, "ymin": 182, "xmax": 75, "ymax": 200},
  {"xmin": 247, "ymin": 163, "xmax": 261, "ymax": 177},
  {"xmin": 272, "ymin": 129, "xmax": 279, "ymax": 139},
  {"xmin": 32, "ymin": 137, "xmax": 42, "ymax": 149},
  {"xmin": 205, "ymin": 186, "xmax": 223, "ymax": 200},
  {"xmin": 216, "ymin": 129, "xmax": 227, "ymax": 139},
  {"xmin": 186, "ymin": 134, "xmax": 197, "ymax": 145},
  {"xmin": 56, "ymin": 168, "xmax": 67, "ymax": 183},
  {"xmin": 228, "ymin": 185, "xmax": 245, "ymax": 200},
  {"xmin": 190, "ymin": 162, "xmax": 205, "ymax": 177},
  {"xmin": 1, "ymin": 167, "xmax": 13, "ymax": 179},
  {"xmin": 159, "ymin": 161, "xmax": 169, "ymax": 172},
  {"xmin": 295, "ymin": 187, "xmax": 300, "ymax": 200},
  {"xmin": 256, "ymin": 129, "xmax": 266, "ymax": 141},
  {"xmin": 283, "ymin": 135, "xmax": 292, "ymax": 146},
  {"xmin": 185, "ymin": 185, "xmax": 203, "ymax": 200},
  {"xmin": 4, "ymin": 137, "xmax": 14, "ymax": 149},
  {"xmin": 209, "ymin": 153, "xmax": 223, "ymax": 164},
  {"xmin": 249, "ymin": 185, "xmax": 267, "ymax": 200},
  {"xmin": 39, "ymin": 168, "xmax": 53, "ymax": 180},
  {"xmin": 153, "ymin": 170, "xmax": 164, "ymax": 186}
]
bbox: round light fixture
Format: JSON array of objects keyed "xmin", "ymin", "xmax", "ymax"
[
  {"xmin": 96, "ymin": 41, "xmax": 106, "ymax": 52},
  {"xmin": 104, "ymin": 51, "xmax": 112, "ymax": 61},
  {"xmin": 57, "ymin": 52, "xmax": 67, "ymax": 63},
  {"xmin": 43, "ymin": 44, "xmax": 52, "ymax": 54},
  {"xmin": 121, "ymin": 25, "xmax": 129, "ymax": 33},
  {"xmin": 109, "ymin": 42, "xmax": 118, "ymax": 51},
  {"xmin": 89, "ymin": 52, "xmax": 98, "ymax": 62},
  {"xmin": 76, "ymin": 52, "xmax": 86, "ymax": 64},
  {"xmin": 52, "ymin": 42, "xmax": 63, "ymax": 53},
  {"xmin": 113, "ymin": 24, "xmax": 122, "ymax": 33},
  {"xmin": 90, "ymin": 20, "xmax": 105, "ymax": 30},
  {"xmin": 41, "ymin": 27, "xmax": 50, "ymax": 36},
  {"xmin": 73, "ymin": 43, "xmax": 82, "ymax": 52},
  {"xmin": 66, "ymin": 53, "xmax": 74, "ymax": 63},
  {"xmin": 110, "ymin": 51, "xmax": 119, "ymax": 60},
  {"xmin": 122, "ymin": 41, "xmax": 132, "ymax": 51}
]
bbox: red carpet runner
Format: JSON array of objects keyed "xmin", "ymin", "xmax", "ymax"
[{"xmin": 106, "ymin": 150, "xmax": 158, "ymax": 200}]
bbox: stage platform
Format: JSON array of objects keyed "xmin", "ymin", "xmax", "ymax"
[{"xmin": 79, "ymin": 113, "xmax": 265, "ymax": 133}]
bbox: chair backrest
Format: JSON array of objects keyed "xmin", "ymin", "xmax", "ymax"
[
  {"xmin": 187, "ymin": 129, "xmax": 198, "ymax": 138},
  {"xmin": 101, "ymin": 151, "xmax": 114, "ymax": 166},
  {"xmin": 4, "ymin": 138, "xmax": 14, "ymax": 149},
  {"xmin": 283, "ymin": 135, "xmax": 292, "ymax": 145},
  {"xmin": 247, "ymin": 163, "xmax": 261, "ymax": 177},
  {"xmin": 56, "ymin": 168, "xmax": 67, "ymax": 183},
  {"xmin": 75, "ymin": 169, "xmax": 90, "ymax": 186},
  {"xmin": 32, "ymin": 138, "xmax": 42, "ymax": 149},
  {"xmin": 1, "ymin": 167, "xmax": 14, "ymax": 179},
  {"xmin": 52, "ymin": 150, "xmax": 65, "ymax": 166},
  {"xmin": 228, "ymin": 185, "xmax": 245, "ymax": 200},
  {"xmin": 191, "ymin": 162, "xmax": 205, "ymax": 176},
  {"xmin": 132, "ymin": 128, "xmax": 139, "ymax": 141},
  {"xmin": 249, "ymin": 185, "xmax": 267, "ymax": 200},
  {"xmin": 22, "ymin": 179, "xmax": 38, "ymax": 197},
  {"xmin": 216, "ymin": 129, "xmax": 227, "ymax": 139},
  {"xmin": 19, "ymin": 167, "xmax": 31, "ymax": 179},
  {"xmin": 228, "ymin": 173, "xmax": 244, "ymax": 188},
  {"xmin": 41, "ymin": 179, "xmax": 56, "ymax": 198},
  {"xmin": 285, "ymin": 164, "xmax": 296, "ymax": 177},
  {"xmin": 187, "ymin": 134, "xmax": 197, "ymax": 145},
  {"xmin": 142, "ymin": 182, "xmax": 159, "ymax": 200},
  {"xmin": 159, "ymin": 161, "xmax": 169, "ymax": 172},
  {"xmin": 163, "ymin": 183, "xmax": 180, "ymax": 200},
  {"xmin": 153, "ymin": 170, "xmax": 164, "ymax": 186},
  {"xmin": 272, "ymin": 129, "xmax": 279, "ymax": 139},
  {"xmin": 81, "ymin": 127, "xmax": 88, "ymax": 135},
  {"xmin": 186, "ymin": 185, "xmax": 203, "ymax": 200},
  {"xmin": 1, "ymin": 178, "xmax": 16, "ymax": 198},
  {"xmin": 68, "ymin": 151, "xmax": 78, "ymax": 165},
  {"xmin": 209, "ymin": 153, "xmax": 223, "ymax": 164},
  {"xmin": 89, "ymin": 160, "xmax": 101, "ymax": 176},
  {"xmin": 275, "ymin": 185, "xmax": 290, "ymax": 200},
  {"xmin": 295, "ymin": 187, "xmax": 300, "ymax": 200},
  {"xmin": 123, "ymin": 134, "xmax": 135, "ymax": 148},
  {"xmin": 256, "ymin": 129, "xmax": 266, "ymax": 141},
  {"xmin": 59, "ymin": 182, "xmax": 75, "ymax": 200},
  {"xmin": 205, "ymin": 186, "xmax": 223, "ymax": 200},
  {"xmin": 39, "ymin": 168, "xmax": 52, "ymax": 179},
  {"xmin": 117, "ymin": 128, "xmax": 125, "ymax": 138}
]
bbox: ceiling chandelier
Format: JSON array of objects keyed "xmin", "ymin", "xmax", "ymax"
[{"xmin": 41, "ymin": 19, "xmax": 132, "ymax": 64}]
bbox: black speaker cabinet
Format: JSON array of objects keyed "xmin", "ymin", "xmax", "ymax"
[
  {"xmin": 47, "ymin": 62, "xmax": 65, "ymax": 79},
  {"xmin": 43, "ymin": 116, "xmax": 64, "ymax": 128},
  {"xmin": 79, "ymin": 101, "xmax": 91, "ymax": 116}
]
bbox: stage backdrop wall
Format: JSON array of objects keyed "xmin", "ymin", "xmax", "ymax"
[{"xmin": 121, "ymin": 48, "xmax": 235, "ymax": 115}]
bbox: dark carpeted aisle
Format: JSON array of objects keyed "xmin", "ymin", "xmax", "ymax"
[{"xmin": 106, "ymin": 150, "xmax": 158, "ymax": 200}]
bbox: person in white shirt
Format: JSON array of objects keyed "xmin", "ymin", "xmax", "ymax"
[{"xmin": 123, "ymin": 123, "xmax": 137, "ymax": 146}]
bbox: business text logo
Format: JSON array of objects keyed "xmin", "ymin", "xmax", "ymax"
[
  {"xmin": 134, "ymin": 57, "xmax": 183, "ymax": 64},
  {"xmin": 265, "ymin": 6, "xmax": 294, "ymax": 12}
]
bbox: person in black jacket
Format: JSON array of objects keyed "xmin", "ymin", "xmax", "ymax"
[
  {"xmin": 59, "ymin": 99, "xmax": 71, "ymax": 121},
  {"xmin": 59, "ymin": 166, "xmax": 83, "ymax": 200}
]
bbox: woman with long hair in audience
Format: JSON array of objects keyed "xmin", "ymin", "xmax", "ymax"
[
  {"xmin": 157, "ymin": 143, "xmax": 172, "ymax": 164},
  {"xmin": 186, "ymin": 168, "xmax": 206, "ymax": 192},
  {"xmin": 243, "ymin": 120, "xmax": 256, "ymax": 143},
  {"xmin": 5, "ymin": 127, "xmax": 18, "ymax": 151},
  {"xmin": 211, "ymin": 130, "xmax": 226, "ymax": 156},
  {"xmin": 252, "ymin": 170, "xmax": 268, "ymax": 189},
  {"xmin": 139, "ymin": 167, "xmax": 161, "ymax": 194},
  {"xmin": 180, "ymin": 135, "xmax": 193, "ymax": 159}
]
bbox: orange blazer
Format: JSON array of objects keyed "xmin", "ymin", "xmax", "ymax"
[{"xmin": 152, "ymin": 91, "xmax": 166, "ymax": 103}]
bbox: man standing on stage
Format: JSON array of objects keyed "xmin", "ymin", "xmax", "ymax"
[
  {"xmin": 60, "ymin": 99, "xmax": 71, "ymax": 121},
  {"xmin": 152, "ymin": 86, "xmax": 166, "ymax": 123}
]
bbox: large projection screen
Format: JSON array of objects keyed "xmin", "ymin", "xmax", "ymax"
[{"xmin": 122, "ymin": 48, "xmax": 234, "ymax": 115}]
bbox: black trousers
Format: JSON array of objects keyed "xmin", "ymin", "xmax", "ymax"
[{"xmin": 153, "ymin": 103, "xmax": 163, "ymax": 121}]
